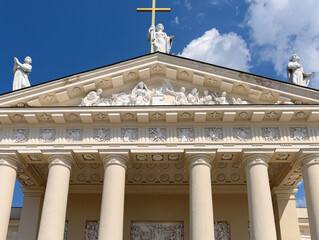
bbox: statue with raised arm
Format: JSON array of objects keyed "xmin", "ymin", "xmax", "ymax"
[
  {"xmin": 287, "ymin": 54, "xmax": 315, "ymax": 87},
  {"xmin": 12, "ymin": 56, "xmax": 32, "ymax": 91},
  {"xmin": 148, "ymin": 23, "xmax": 174, "ymax": 53}
]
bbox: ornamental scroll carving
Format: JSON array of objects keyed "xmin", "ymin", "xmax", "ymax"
[{"xmin": 131, "ymin": 222, "xmax": 184, "ymax": 240}]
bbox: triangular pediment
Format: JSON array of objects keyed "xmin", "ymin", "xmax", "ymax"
[{"xmin": 1, "ymin": 52, "xmax": 319, "ymax": 108}]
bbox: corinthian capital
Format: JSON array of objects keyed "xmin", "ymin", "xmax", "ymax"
[{"xmin": 47, "ymin": 155, "xmax": 73, "ymax": 170}]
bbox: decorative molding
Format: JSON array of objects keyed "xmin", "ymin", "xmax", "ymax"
[
  {"xmin": 48, "ymin": 155, "xmax": 73, "ymax": 170},
  {"xmin": 177, "ymin": 128, "xmax": 194, "ymax": 142},
  {"xmin": 102, "ymin": 155, "xmax": 128, "ymax": 169},
  {"xmin": 187, "ymin": 154, "xmax": 212, "ymax": 168},
  {"xmin": 299, "ymin": 154, "xmax": 319, "ymax": 169}
]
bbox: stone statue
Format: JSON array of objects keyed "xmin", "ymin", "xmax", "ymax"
[
  {"xmin": 148, "ymin": 23, "xmax": 174, "ymax": 53},
  {"xmin": 166, "ymin": 86, "xmax": 188, "ymax": 105},
  {"xmin": 130, "ymin": 82, "xmax": 151, "ymax": 105},
  {"xmin": 287, "ymin": 54, "xmax": 315, "ymax": 87},
  {"xmin": 187, "ymin": 88, "xmax": 200, "ymax": 104},
  {"xmin": 12, "ymin": 56, "xmax": 32, "ymax": 91},
  {"xmin": 80, "ymin": 89, "xmax": 103, "ymax": 106},
  {"xmin": 200, "ymin": 90, "xmax": 215, "ymax": 104},
  {"xmin": 232, "ymin": 97, "xmax": 248, "ymax": 104},
  {"xmin": 213, "ymin": 91, "xmax": 229, "ymax": 104}
]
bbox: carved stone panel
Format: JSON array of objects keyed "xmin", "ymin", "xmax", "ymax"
[
  {"xmin": 214, "ymin": 221, "xmax": 230, "ymax": 240},
  {"xmin": 85, "ymin": 221, "xmax": 99, "ymax": 240},
  {"xmin": 131, "ymin": 222, "xmax": 184, "ymax": 240}
]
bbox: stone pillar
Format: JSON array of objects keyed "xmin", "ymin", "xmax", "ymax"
[
  {"xmin": 300, "ymin": 154, "xmax": 319, "ymax": 239},
  {"xmin": 37, "ymin": 156, "xmax": 72, "ymax": 240},
  {"xmin": 272, "ymin": 188, "xmax": 300, "ymax": 240},
  {"xmin": 244, "ymin": 154, "xmax": 277, "ymax": 240},
  {"xmin": 188, "ymin": 154, "xmax": 214, "ymax": 240},
  {"xmin": 0, "ymin": 156, "xmax": 19, "ymax": 240},
  {"xmin": 17, "ymin": 188, "xmax": 44, "ymax": 240},
  {"xmin": 98, "ymin": 155, "xmax": 128, "ymax": 240}
]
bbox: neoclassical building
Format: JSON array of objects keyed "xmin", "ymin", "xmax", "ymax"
[{"xmin": 1, "ymin": 53, "xmax": 319, "ymax": 240}]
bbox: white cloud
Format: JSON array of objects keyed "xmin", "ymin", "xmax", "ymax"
[
  {"xmin": 296, "ymin": 196, "xmax": 307, "ymax": 208},
  {"xmin": 246, "ymin": 0, "xmax": 319, "ymax": 88},
  {"xmin": 180, "ymin": 28, "xmax": 251, "ymax": 72},
  {"xmin": 184, "ymin": 0, "xmax": 192, "ymax": 10},
  {"xmin": 174, "ymin": 16, "xmax": 179, "ymax": 25}
]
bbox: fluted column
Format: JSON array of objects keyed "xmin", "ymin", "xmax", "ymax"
[
  {"xmin": 188, "ymin": 154, "xmax": 214, "ymax": 240},
  {"xmin": 98, "ymin": 155, "xmax": 128, "ymax": 240},
  {"xmin": 300, "ymin": 154, "xmax": 319, "ymax": 239},
  {"xmin": 0, "ymin": 156, "xmax": 19, "ymax": 240},
  {"xmin": 37, "ymin": 156, "xmax": 72, "ymax": 240},
  {"xmin": 244, "ymin": 154, "xmax": 277, "ymax": 240}
]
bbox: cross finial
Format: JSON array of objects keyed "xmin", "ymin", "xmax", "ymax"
[{"xmin": 137, "ymin": 0, "xmax": 171, "ymax": 53}]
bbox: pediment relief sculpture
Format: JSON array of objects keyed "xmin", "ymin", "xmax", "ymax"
[{"xmin": 78, "ymin": 80, "xmax": 252, "ymax": 106}]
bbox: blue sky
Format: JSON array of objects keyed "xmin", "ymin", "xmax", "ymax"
[{"xmin": 3, "ymin": 0, "xmax": 316, "ymax": 207}]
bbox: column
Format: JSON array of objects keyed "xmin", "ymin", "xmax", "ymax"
[
  {"xmin": 300, "ymin": 154, "xmax": 319, "ymax": 239},
  {"xmin": 17, "ymin": 188, "xmax": 44, "ymax": 240},
  {"xmin": 98, "ymin": 155, "xmax": 128, "ymax": 240},
  {"xmin": 0, "ymin": 156, "xmax": 19, "ymax": 240},
  {"xmin": 37, "ymin": 156, "xmax": 72, "ymax": 240},
  {"xmin": 188, "ymin": 154, "xmax": 214, "ymax": 240},
  {"xmin": 272, "ymin": 188, "xmax": 300, "ymax": 240},
  {"xmin": 244, "ymin": 154, "xmax": 277, "ymax": 240}
]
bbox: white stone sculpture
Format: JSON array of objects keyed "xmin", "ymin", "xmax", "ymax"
[
  {"xmin": 130, "ymin": 82, "xmax": 151, "ymax": 105},
  {"xmin": 291, "ymin": 127, "xmax": 308, "ymax": 140},
  {"xmin": 213, "ymin": 91, "xmax": 229, "ymax": 104},
  {"xmin": 232, "ymin": 97, "xmax": 248, "ymax": 104},
  {"xmin": 80, "ymin": 89, "xmax": 104, "ymax": 106},
  {"xmin": 12, "ymin": 56, "xmax": 32, "ymax": 91},
  {"xmin": 187, "ymin": 88, "xmax": 200, "ymax": 104},
  {"xmin": 148, "ymin": 23, "xmax": 174, "ymax": 53},
  {"xmin": 131, "ymin": 222, "xmax": 183, "ymax": 240},
  {"xmin": 214, "ymin": 222, "xmax": 230, "ymax": 240},
  {"xmin": 200, "ymin": 90, "xmax": 215, "ymax": 104},
  {"xmin": 166, "ymin": 86, "xmax": 188, "ymax": 105},
  {"xmin": 287, "ymin": 54, "xmax": 315, "ymax": 87},
  {"xmin": 110, "ymin": 92, "xmax": 131, "ymax": 106}
]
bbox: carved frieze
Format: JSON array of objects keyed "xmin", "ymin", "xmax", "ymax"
[
  {"xmin": 13, "ymin": 129, "xmax": 29, "ymax": 142},
  {"xmin": 262, "ymin": 127, "xmax": 279, "ymax": 141},
  {"xmin": 40, "ymin": 129, "xmax": 56, "ymax": 142},
  {"xmin": 177, "ymin": 128, "xmax": 194, "ymax": 142},
  {"xmin": 67, "ymin": 129, "xmax": 82, "ymax": 141},
  {"xmin": 290, "ymin": 127, "xmax": 308, "ymax": 140},
  {"xmin": 150, "ymin": 128, "xmax": 166, "ymax": 142},
  {"xmin": 131, "ymin": 222, "xmax": 184, "ymax": 240},
  {"xmin": 94, "ymin": 128, "xmax": 110, "ymax": 142},
  {"xmin": 205, "ymin": 128, "xmax": 223, "ymax": 141},
  {"xmin": 122, "ymin": 128, "xmax": 138, "ymax": 142},
  {"xmin": 234, "ymin": 127, "xmax": 250, "ymax": 141}
]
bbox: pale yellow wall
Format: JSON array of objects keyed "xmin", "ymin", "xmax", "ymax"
[{"xmin": 65, "ymin": 193, "xmax": 250, "ymax": 240}]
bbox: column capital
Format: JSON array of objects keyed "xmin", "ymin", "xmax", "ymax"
[
  {"xmin": 0, "ymin": 155, "xmax": 20, "ymax": 171},
  {"xmin": 187, "ymin": 154, "xmax": 213, "ymax": 168},
  {"xmin": 299, "ymin": 154, "xmax": 319, "ymax": 169},
  {"xmin": 102, "ymin": 155, "xmax": 128, "ymax": 169},
  {"xmin": 47, "ymin": 155, "xmax": 73, "ymax": 170},
  {"xmin": 272, "ymin": 187, "xmax": 298, "ymax": 200},
  {"xmin": 243, "ymin": 154, "xmax": 270, "ymax": 168}
]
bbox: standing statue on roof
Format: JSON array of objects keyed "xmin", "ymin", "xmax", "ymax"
[
  {"xmin": 287, "ymin": 54, "xmax": 315, "ymax": 87},
  {"xmin": 12, "ymin": 56, "xmax": 32, "ymax": 91},
  {"xmin": 148, "ymin": 24, "xmax": 174, "ymax": 53}
]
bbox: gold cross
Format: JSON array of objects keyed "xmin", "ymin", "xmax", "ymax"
[{"xmin": 137, "ymin": 0, "xmax": 171, "ymax": 53}]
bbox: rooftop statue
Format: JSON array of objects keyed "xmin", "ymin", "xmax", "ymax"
[
  {"xmin": 287, "ymin": 54, "xmax": 315, "ymax": 87},
  {"xmin": 148, "ymin": 24, "xmax": 174, "ymax": 53},
  {"xmin": 12, "ymin": 56, "xmax": 32, "ymax": 91}
]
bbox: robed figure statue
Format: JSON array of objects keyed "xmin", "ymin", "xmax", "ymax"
[
  {"xmin": 148, "ymin": 23, "xmax": 174, "ymax": 54},
  {"xmin": 287, "ymin": 54, "xmax": 314, "ymax": 87},
  {"xmin": 12, "ymin": 56, "xmax": 32, "ymax": 91}
]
